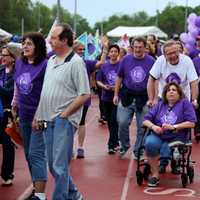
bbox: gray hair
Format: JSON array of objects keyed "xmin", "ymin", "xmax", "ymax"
[{"xmin": 162, "ymin": 40, "xmax": 177, "ymax": 54}]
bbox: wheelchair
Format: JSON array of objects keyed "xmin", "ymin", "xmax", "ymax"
[{"xmin": 135, "ymin": 128, "xmax": 195, "ymax": 188}]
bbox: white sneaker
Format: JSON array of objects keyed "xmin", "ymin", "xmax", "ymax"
[{"xmin": 2, "ymin": 179, "xmax": 13, "ymax": 186}]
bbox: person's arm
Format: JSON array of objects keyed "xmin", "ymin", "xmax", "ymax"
[
  {"xmin": 143, "ymin": 119, "xmax": 163, "ymax": 134},
  {"xmin": 60, "ymin": 94, "xmax": 90, "ymax": 118},
  {"xmin": 147, "ymin": 75, "xmax": 157, "ymax": 106},
  {"xmin": 190, "ymin": 79, "xmax": 199, "ymax": 107},
  {"xmin": 95, "ymin": 36, "xmax": 109, "ymax": 68},
  {"xmin": 113, "ymin": 76, "xmax": 122, "ymax": 105}
]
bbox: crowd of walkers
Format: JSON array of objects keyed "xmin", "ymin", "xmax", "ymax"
[{"xmin": 0, "ymin": 22, "xmax": 200, "ymax": 199}]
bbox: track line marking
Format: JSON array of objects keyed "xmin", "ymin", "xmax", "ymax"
[
  {"xmin": 120, "ymin": 155, "xmax": 134, "ymax": 200},
  {"xmin": 17, "ymin": 184, "xmax": 33, "ymax": 200}
]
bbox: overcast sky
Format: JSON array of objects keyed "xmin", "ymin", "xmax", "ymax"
[{"xmin": 35, "ymin": 0, "xmax": 200, "ymax": 26}]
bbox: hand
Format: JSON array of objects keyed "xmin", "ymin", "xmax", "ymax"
[
  {"xmin": 147, "ymin": 99, "xmax": 157, "ymax": 107},
  {"xmin": 192, "ymin": 99, "xmax": 198, "ymax": 109},
  {"xmin": 32, "ymin": 119, "xmax": 40, "ymax": 131},
  {"xmin": 113, "ymin": 95, "xmax": 119, "ymax": 105},
  {"xmin": 101, "ymin": 36, "xmax": 109, "ymax": 48},
  {"xmin": 162, "ymin": 123, "xmax": 174, "ymax": 131},
  {"xmin": 152, "ymin": 125, "xmax": 163, "ymax": 134},
  {"xmin": 104, "ymin": 85, "xmax": 112, "ymax": 91}
]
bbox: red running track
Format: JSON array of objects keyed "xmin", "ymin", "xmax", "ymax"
[{"xmin": 1, "ymin": 95, "xmax": 200, "ymax": 200}]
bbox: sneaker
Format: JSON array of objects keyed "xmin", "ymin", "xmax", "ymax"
[
  {"xmin": 108, "ymin": 148, "xmax": 116, "ymax": 155},
  {"xmin": 29, "ymin": 195, "xmax": 47, "ymax": 200},
  {"xmin": 133, "ymin": 154, "xmax": 145, "ymax": 161},
  {"xmin": 74, "ymin": 192, "xmax": 84, "ymax": 200},
  {"xmin": 98, "ymin": 118, "xmax": 106, "ymax": 124},
  {"xmin": 159, "ymin": 164, "xmax": 166, "ymax": 174},
  {"xmin": 148, "ymin": 177, "xmax": 159, "ymax": 187},
  {"xmin": 2, "ymin": 179, "xmax": 13, "ymax": 186},
  {"xmin": 119, "ymin": 147, "xmax": 129, "ymax": 159},
  {"xmin": 77, "ymin": 148, "xmax": 85, "ymax": 159}
]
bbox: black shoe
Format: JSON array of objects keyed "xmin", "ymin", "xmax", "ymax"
[
  {"xmin": 159, "ymin": 165, "xmax": 166, "ymax": 173},
  {"xmin": 148, "ymin": 177, "xmax": 159, "ymax": 187},
  {"xmin": 108, "ymin": 148, "xmax": 116, "ymax": 154},
  {"xmin": 171, "ymin": 166, "xmax": 181, "ymax": 174}
]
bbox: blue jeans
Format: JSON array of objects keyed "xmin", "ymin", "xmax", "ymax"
[
  {"xmin": 145, "ymin": 133, "xmax": 171, "ymax": 159},
  {"xmin": 20, "ymin": 120, "xmax": 47, "ymax": 182},
  {"xmin": 117, "ymin": 100, "xmax": 147, "ymax": 155},
  {"xmin": 44, "ymin": 116, "xmax": 79, "ymax": 200}
]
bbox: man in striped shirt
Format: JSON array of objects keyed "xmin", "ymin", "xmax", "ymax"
[{"xmin": 34, "ymin": 23, "xmax": 90, "ymax": 200}]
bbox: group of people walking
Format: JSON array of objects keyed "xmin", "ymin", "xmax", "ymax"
[{"xmin": 0, "ymin": 22, "xmax": 200, "ymax": 199}]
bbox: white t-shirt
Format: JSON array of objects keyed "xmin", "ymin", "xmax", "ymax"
[{"xmin": 150, "ymin": 54, "xmax": 198, "ymax": 100}]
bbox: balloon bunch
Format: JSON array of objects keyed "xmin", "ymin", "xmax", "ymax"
[{"xmin": 180, "ymin": 13, "xmax": 200, "ymax": 53}]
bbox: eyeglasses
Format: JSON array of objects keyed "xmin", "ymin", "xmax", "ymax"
[
  {"xmin": 0, "ymin": 54, "xmax": 10, "ymax": 57},
  {"xmin": 78, "ymin": 48, "xmax": 85, "ymax": 51}
]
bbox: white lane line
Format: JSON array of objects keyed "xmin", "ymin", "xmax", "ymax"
[
  {"xmin": 120, "ymin": 156, "xmax": 134, "ymax": 200},
  {"xmin": 17, "ymin": 184, "xmax": 33, "ymax": 200}
]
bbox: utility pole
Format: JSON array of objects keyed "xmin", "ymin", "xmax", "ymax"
[
  {"xmin": 74, "ymin": 0, "xmax": 77, "ymax": 36},
  {"xmin": 184, "ymin": 0, "xmax": 189, "ymax": 32},
  {"xmin": 21, "ymin": 18, "xmax": 24, "ymax": 36},
  {"xmin": 57, "ymin": 0, "xmax": 61, "ymax": 22},
  {"xmin": 155, "ymin": 0, "xmax": 159, "ymax": 27}
]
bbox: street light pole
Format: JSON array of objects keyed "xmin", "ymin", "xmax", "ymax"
[
  {"xmin": 184, "ymin": 0, "xmax": 189, "ymax": 32},
  {"xmin": 74, "ymin": 0, "xmax": 77, "ymax": 36},
  {"xmin": 57, "ymin": 0, "xmax": 61, "ymax": 22}
]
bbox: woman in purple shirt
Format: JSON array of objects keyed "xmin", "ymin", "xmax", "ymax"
[
  {"xmin": 97, "ymin": 44, "xmax": 120, "ymax": 154},
  {"xmin": 12, "ymin": 32, "xmax": 47, "ymax": 200},
  {"xmin": 143, "ymin": 82, "xmax": 196, "ymax": 187}
]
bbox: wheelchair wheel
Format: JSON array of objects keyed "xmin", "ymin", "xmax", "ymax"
[
  {"xmin": 181, "ymin": 173, "xmax": 188, "ymax": 187},
  {"xmin": 136, "ymin": 170, "xmax": 143, "ymax": 186},
  {"xmin": 143, "ymin": 164, "xmax": 151, "ymax": 181},
  {"xmin": 187, "ymin": 166, "xmax": 194, "ymax": 183}
]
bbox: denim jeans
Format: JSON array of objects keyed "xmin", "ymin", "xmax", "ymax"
[
  {"xmin": 20, "ymin": 120, "xmax": 47, "ymax": 182},
  {"xmin": 44, "ymin": 116, "xmax": 79, "ymax": 200},
  {"xmin": 117, "ymin": 100, "xmax": 147, "ymax": 155},
  {"xmin": 145, "ymin": 133, "xmax": 171, "ymax": 159}
]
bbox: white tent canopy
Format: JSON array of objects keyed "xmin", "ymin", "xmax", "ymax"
[
  {"xmin": 107, "ymin": 26, "xmax": 168, "ymax": 38},
  {"xmin": 0, "ymin": 28, "xmax": 12, "ymax": 38}
]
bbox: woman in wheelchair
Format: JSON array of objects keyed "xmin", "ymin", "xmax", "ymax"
[{"xmin": 143, "ymin": 82, "xmax": 196, "ymax": 187}]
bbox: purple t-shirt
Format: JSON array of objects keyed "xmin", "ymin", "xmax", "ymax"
[
  {"xmin": 189, "ymin": 48, "xmax": 200, "ymax": 59},
  {"xmin": 144, "ymin": 98, "xmax": 197, "ymax": 142},
  {"xmin": 84, "ymin": 59, "xmax": 97, "ymax": 106},
  {"xmin": 193, "ymin": 57, "xmax": 200, "ymax": 76},
  {"xmin": 118, "ymin": 54, "xmax": 155, "ymax": 92},
  {"xmin": 97, "ymin": 61, "xmax": 120, "ymax": 102},
  {"xmin": 14, "ymin": 59, "xmax": 47, "ymax": 122}
]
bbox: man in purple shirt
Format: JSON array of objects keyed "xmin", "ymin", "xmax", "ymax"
[{"xmin": 113, "ymin": 37, "xmax": 155, "ymax": 159}]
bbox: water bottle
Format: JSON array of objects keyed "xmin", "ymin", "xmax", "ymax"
[{"xmin": 173, "ymin": 147, "xmax": 180, "ymax": 161}]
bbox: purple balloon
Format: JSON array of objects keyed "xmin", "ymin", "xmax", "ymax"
[
  {"xmin": 195, "ymin": 16, "xmax": 200, "ymax": 28},
  {"xmin": 187, "ymin": 33, "xmax": 196, "ymax": 45},
  {"xmin": 185, "ymin": 43, "xmax": 194, "ymax": 53},
  {"xmin": 188, "ymin": 13, "xmax": 197, "ymax": 25},
  {"xmin": 188, "ymin": 25, "xmax": 199, "ymax": 38},
  {"xmin": 180, "ymin": 32, "xmax": 188, "ymax": 43}
]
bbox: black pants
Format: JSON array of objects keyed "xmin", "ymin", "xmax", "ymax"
[
  {"xmin": 103, "ymin": 101, "xmax": 119, "ymax": 149},
  {"xmin": 0, "ymin": 115, "xmax": 15, "ymax": 181},
  {"xmin": 97, "ymin": 86, "xmax": 106, "ymax": 120}
]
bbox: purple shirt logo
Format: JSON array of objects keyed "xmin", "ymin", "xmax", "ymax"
[
  {"xmin": 107, "ymin": 70, "xmax": 117, "ymax": 86},
  {"xmin": 130, "ymin": 66, "xmax": 146, "ymax": 83},
  {"xmin": 16, "ymin": 72, "xmax": 33, "ymax": 95},
  {"xmin": 161, "ymin": 110, "xmax": 177, "ymax": 124},
  {"xmin": 165, "ymin": 73, "xmax": 181, "ymax": 84}
]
